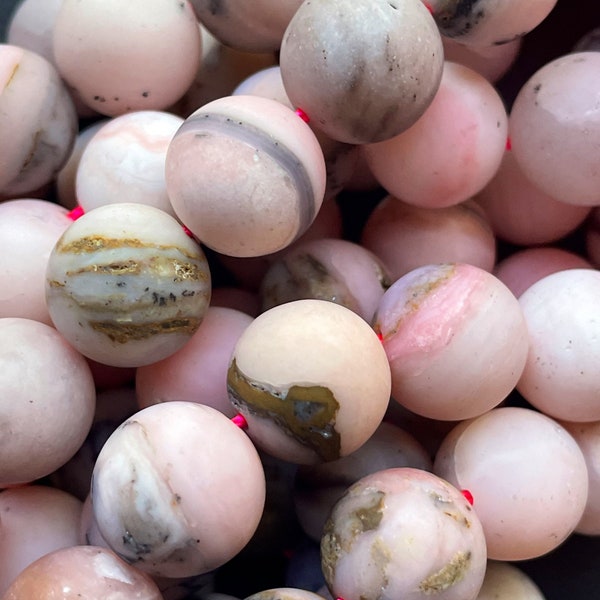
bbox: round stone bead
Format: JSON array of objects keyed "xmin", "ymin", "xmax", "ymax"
[
  {"xmin": 434, "ymin": 407, "xmax": 589, "ymax": 561},
  {"xmin": 0, "ymin": 317, "xmax": 96, "ymax": 486},
  {"xmin": 91, "ymin": 402, "xmax": 266, "ymax": 578},
  {"xmin": 45, "ymin": 203, "xmax": 211, "ymax": 368},
  {"xmin": 510, "ymin": 51, "xmax": 600, "ymax": 207},
  {"xmin": 0, "ymin": 43, "xmax": 77, "ymax": 198},
  {"xmin": 1, "ymin": 545, "xmax": 163, "ymax": 600},
  {"xmin": 165, "ymin": 95, "xmax": 326, "ymax": 257},
  {"xmin": 279, "ymin": 0, "xmax": 444, "ymax": 144},
  {"xmin": 52, "ymin": 0, "xmax": 202, "ymax": 116},
  {"xmin": 227, "ymin": 299, "xmax": 391, "ymax": 464},
  {"xmin": 321, "ymin": 467, "xmax": 487, "ymax": 600}
]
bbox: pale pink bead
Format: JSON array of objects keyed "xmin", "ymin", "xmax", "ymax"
[
  {"xmin": 0, "ymin": 486, "xmax": 83, "ymax": 595},
  {"xmin": 361, "ymin": 196, "xmax": 496, "ymax": 282},
  {"xmin": 494, "ymin": 247, "xmax": 592, "ymax": 298},
  {"xmin": 322, "ymin": 467, "xmax": 487, "ymax": 600},
  {"xmin": 165, "ymin": 95, "xmax": 326, "ymax": 258},
  {"xmin": 136, "ymin": 306, "xmax": 253, "ymax": 417},
  {"xmin": 53, "ymin": 0, "xmax": 202, "ymax": 116},
  {"xmin": 0, "ymin": 44, "xmax": 77, "ymax": 197},
  {"xmin": 510, "ymin": 52, "xmax": 600, "ymax": 207},
  {"xmin": 560, "ymin": 421, "xmax": 600, "ymax": 536},
  {"xmin": 2, "ymin": 545, "xmax": 164, "ymax": 600},
  {"xmin": 92, "ymin": 402, "xmax": 266, "ymax": 578},
  {"xmin": 476, "ymin": 150, "xmax": 591, "ymax": 245},
  {"xmin": 228, "ymin": 299, "xmax": 391, "ymax": 464},
  {"xmin": 434, "ymin": 407, "xmax": 588, "ymax": 561},
  {"xmin": 0, "ymin": 318, "xmax": 96, "ymax": 486},
  {"xmin": 517, "ymin": 269, "xmax": 600, "ymax": 421},
  {"xmin": 245, "ymin": 589, "xmax": 326, "ymax": 600},
  {"xmin": 364, "ymin": 61, "xmax": 507, "ymax": 208},
  {"xmin": 0, "ymin": 199, "xmax": 72, "ymax": 325},
  {"xmin": 373, "ymin": 263, "xmax": 528, "ymax": 421}
]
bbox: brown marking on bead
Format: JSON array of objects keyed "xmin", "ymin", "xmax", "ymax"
[
  {"xmin": 370, "ymin": 537, "xmax": 391, "ymax": 596},
  {"xmin": 47, "ymin": 280, "xmax": 66, "ymax": 287},
  {"xmin": 89, "ymin": 317, "xmax": 201, "ymax": 343},
  {"xmin": 227, "ymin": 358, "xmax": 341, "ymax": 461},
  {"xmin": 321, "ymin": 517, "xmax": 343, "ymax": 585},
  {"xmin": 420, "ymin": 550, "xmax": 472, "ymax": 592},
  {"xmin": 21, "ymin": 130, "xmax": 42, "ymax": 171},
  {"xmin": 350, "ymin": 490, "xmax": 386, "ymax": 535},
  {"xmin": 57, "ymin": 236, "xmax": 203, "ymax": 260},
  {"xmin": 5, "ymin": 62, "xmax": 19, "ymax": 87},
  {"xmin": 68, "ymin": 260, "xmax": 141, "ymax": 276}
]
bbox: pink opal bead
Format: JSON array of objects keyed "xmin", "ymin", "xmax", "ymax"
[
  {"xmin": 361, "ymin": 197, "xmax": 496, "ymax": 282},
  {"xmin": 1, "ymin": 545, "xmax": 163, "ymax": 600},
  {"xmin": 0, "ymin": 44, "xmax": 77, "ymax": 198},
  {"xmin": 0, "ymin": 318, "xmax": 96, "ymax": 486},
  {"xmin": 52, "ymin": 0, "xmax": 202, "ymax": 116},
  {"xmin": 475, "ymin": 149, "xmax": 591, "ymax": 245},
  {"xmin": 510, "ymin": 51, "xmax": 600, "ymax": 207},
  {"xmin": 165, "ymin": 95, "xmax": 326, "ymax": 258},
  {"xmin": 517, "ymin": 269, "xmax": 600, "ymax": 422},
  {"xmin": 228, "ymin": 299, "xmax": 391, "ymax": 464},
  {"xmin": 373, "ymin": 263, "xmax": 528, "ymax": 421},
  {"xmin": 434, "ymin": 407, "xmax": 588, "ymax": 561},
  {"xmin": 76, "ymin": 111, "xmax": 184, "ymax": 217},
  {"xmin": 475, "ymin": 561, "xmax": 545, "ymax": 600},
  {"xmin": 321, "ymin": 467, "xmax": 487, "ymax": 600},
  {"xmin": 0, "ymin": 199, "xmax": 72, "ymax": 325},
  {"xmin": 364, "ymin": 61, "xmax": 508, "ymax": 209},
  {"xmin": 0, "ymin": 486, "xmax": 83, "ymax": 595},
  {"xmin": 92, "ymin": 401, "xmax": 266, "ymax": 578},
  {"xmin": 494, "ymin": 247, "xmax": 592, "ymax": 298}
]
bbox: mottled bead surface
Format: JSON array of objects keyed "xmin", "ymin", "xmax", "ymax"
[
  {"xmin": 245, "ymin": 588, "xmax": 326, "ymax": 600},
  {"xmin": 373, "ymin": 263, "xmax": 528, "ymax": 420},
  {"xmin": 227, "ymin": 299, "xmax": 391, "ymax": 464},
  {"xmin": 280, "ymin": 0, "xmax": 444, "ymax": 144},
  {"xmin": 92, "ymin": 402, "xmax": 266, "ymax": 578},
  {"xmin": 45, "ymin": 203, "xmax": 211, "ymax": 367},
  {"xmin": 0, "ymin": 44, "xmax": 77, "ymax": 197},
  {"xmin": 260, "ymin": 238, "xmax": 391, "ymax": 323},
  {"xmin": 294, "ymin": 421, "xmax": 432, "ymax": 541},
  {"xmin": 76, "ymin": 111, "xmax": 184, "ymax": 217},
  {"xmin": 434, "ymin": 407, "xmax": 589, "ymax": 560},
  {"xmin": 1, "ymin": 545, "xmax": 164, "ymax": 600},
  {"xmin": 0, "ymin": 317, "xmax": 96, "ymax": 486},
  {"xmin": 165, "ymin": 95, "xmax": 326, "ymax": 257},
  {"xmin": 427, "ymin": 0, "xmax": 558, "ymax": 47},
  {"xmin": 321, "ymin": 467, "xmax": 487, "ymax": 600},
  {"xmin": 53, "ymin": 0, "xmax": 202, "ymax": 116}
]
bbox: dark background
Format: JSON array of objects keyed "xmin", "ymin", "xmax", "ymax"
[{"xmin": 1, "ymin": 0, "xmax": 600, "ymax": 598}]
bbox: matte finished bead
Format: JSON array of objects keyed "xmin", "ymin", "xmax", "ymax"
[
  {"xmin": 165, "ymin": 95, "xmax": 326, "ymax": 257},
  {"xmin": 92, "ymin": 402, "xmax": 266, "ymax": 578},
  {"xmin": 45, "ymin": 203, "xmax": 211, "ymax": 368},
  {"xmin": 227, "ymin": 299, "xmax": 391, "ymax": 464},
  {"xmin": 321, "ymin": 467, "xmax": 487, "ymax": 600},
  {"xmin": 280, "ymin": 0, "xmax": 444, "ymax": 144}
]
